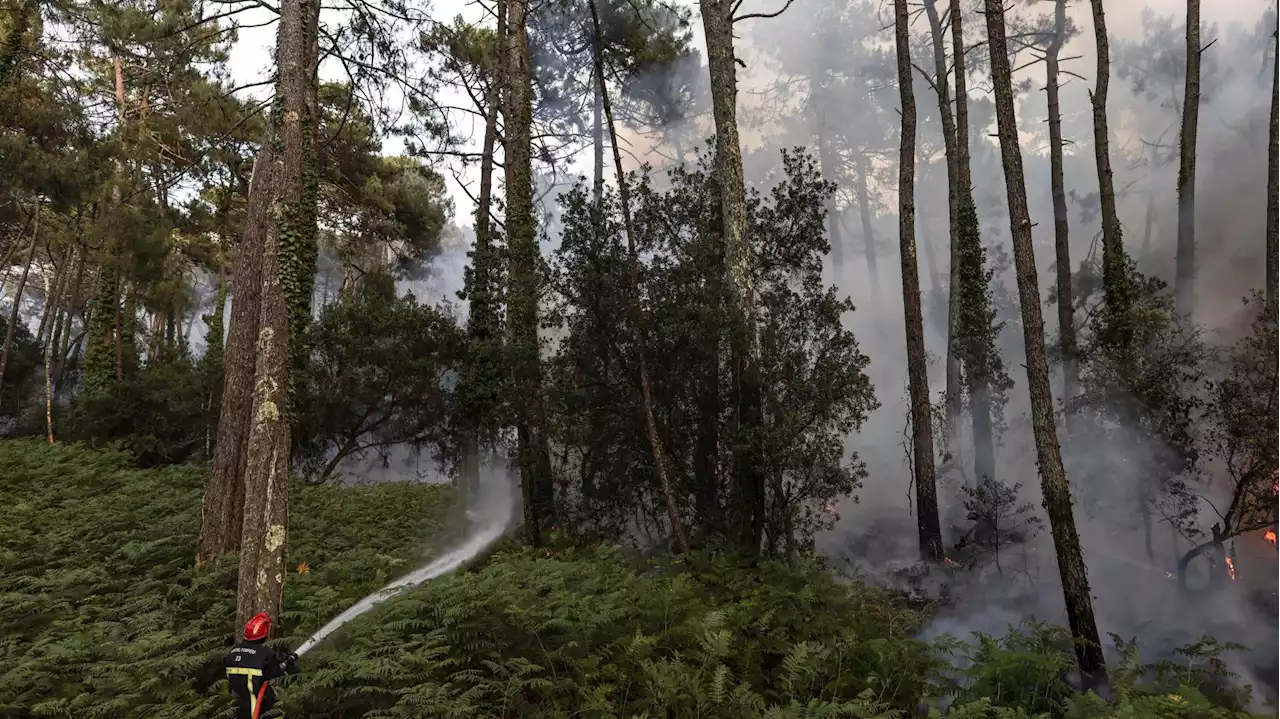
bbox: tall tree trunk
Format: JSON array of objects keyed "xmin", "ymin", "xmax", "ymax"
[
  {"xmin": 42, "ymin": 251, "xmax": 55, "ymax": 444},
  {"xmin": 0, "ymin": 206, "xmax": 38, "ymax": 410},
  {"xmin": 1048, "ymin": 0, "xmax": 1077, "ymax": 418},
  {"xmin": 461, "ymin": 1, "xmax": 506, "ymax": 502},
  {"xmin": 1089, "ymin": 0, "xmax": 1127, "ymax": 314},
  {"xmin": 983, "ymin": 0, "xmax": 1107, "ymax": 683},
  {"xmin": 47, "ymin": 248, "xmax": 77, "ymax": 394},
  {"xmin": 591, "ymin": 44, "xmax": 605, "ymax": 208},
  {"xmin": 33, "ymin": 254, "xmax": 58, "ymax": 351},
  {"xmin": 196, "ymin": 147, "xmax": 276, "ymax": 569},
  {"xmin": 853, "ymin": 151, "xmax": 880, "ymax": 292},
  {"xmin": 589, "ymin": 0, "xmax": 691, "ymax": 554},
  {"xmin": 1174, "ymin": 0, "xmax": 1200, "ymax": 318},
  {"xmin": 949, "ymin": 0, "xmax": 998, "ymax": 485},
  {"xmin": 1267, "ymin": 32, "xmax": 1278, "ymax": 317},
  {"xmin": 922, "ymin": 0, "xmax": 963, "ymax": 435},
  {"xmin": 700, "ymin": 0, "xmax": 764, "ymax": 557},
  {"xmin": 506, "ymin": 0, "xmax": 555, "ymax": 546},
  {"xmin": 235, "ymin": 0, "xmax": 321, "ymax": 629},
  {"xmin": 54, "ymin": 237, "xmax": 86, "ymax": 388},
  {"xmin": 895, "ymin": 0, "xmax": 942, "ymax": 562}
]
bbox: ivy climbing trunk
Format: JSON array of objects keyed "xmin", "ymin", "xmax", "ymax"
[
  {"xmin": 983, "ymin": 0, "xmax": 1106, "ymax": 683},
  {"xmin": 700, "ymin": 0, "xmax": 764, "ymax": 557},
  {"xmin": 922, "ymin": 0, "xmax": 962, "ymax": 435},
  {"xmin": 1048, "ymin": 0, "xmax": 1076, "ymax": 419},
  {"xmin": 1088, "ymin": 0, "xmax": 1126, "ymax": 313},
  {"xmin": 460, "ymin": 0, "xmax": 506, "ymax": 502},
  {"xmin": 1267, "ymin": 35, "xmax": 1278, "ymax": 317},
  {"xmin": 196, "ymin": 146, "xmax": 277, "ymax": 568},
  {"xmin": 589, "ymin": 0, "xmax": 691, "ymax": 554},
  {"xmin": 894, "ymin": 0, "xmax": 942, "ymax": 562},
  {"xmin": 0, "ymin": 205, "xmax": 38, "ymax": 411},
  {"xmin": 1175, "ymin": 0, "xmax": 1200, "ymax": 318},
  {"xmin": 505, "ymin": 0, "xmax": 556, "ymax": 546},
  {"xmin": 949, "ymin": 0, "xmax": 1001, "ymax": 487},
  {"xmin": 235, "ymin": 0, "xmax": 321, "ymax": 628}
]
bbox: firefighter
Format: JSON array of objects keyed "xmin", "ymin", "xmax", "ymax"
[{"xmin": 224, "ymin": 611, "xmax": 298, "ymax": 719}]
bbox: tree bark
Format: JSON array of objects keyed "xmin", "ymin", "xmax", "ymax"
[
  {"xmin": 591, "ymin": 42, "xmax": 605, "ymax": 208},
  {"xmin": 1088, "ymin": 0, "xmax": 1126, "ymax": 315},
  {"xmin": 196, "ymin": 146, "xmax": 277, "ymax": 569},
  {"xmin": 589, "ymin": 0, "xmax": 691, "ymax": 554},
  {"xmin": 1048, "ymin": 0, "xmax": 1077, "ymax": 415},
  {"xmin": 922, "ymin": 0, "xmax": 963, "ymax": 435},
  {"xmin": 1267, "ymin": 32, "xmax": 1278, "ymax": 317},
  {"xmin": 700, "ymin": 0, "xmax": 764, "ymax": 557},
  {"xmin": 235, "ymin": 0, "xmax": 321, "ymax": 629},
  {"xmin": 506, "ymin": 0, "xmax": 555, "ymax": 546},
  {"xmin": 54, "ymin": 241, "xmax": 85, "ymax": 389},
  {"xmin": 983, "ymin": 0, "xmax": 1107, "ymax": 683},
  {"xmin": 1174, "ymin": 0, "xmax": 1200, "ymax": 318},
  {"xmin": 0, "ymin": 205, "xmax": 38, "ymax": 411},
  {"xmin": 895, "ymin": 0, "xmax": 942, "ymax": 562},
  {"xmin": 47, "ymin": 247, "xmax": 79, "ymax": 395}
]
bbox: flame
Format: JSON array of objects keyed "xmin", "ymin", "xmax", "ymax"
[
  {"xmin": 943, "ymin": 556, "xmax": 955, "ymax": 567},
  {"xmin": 1225, "ymin": 556, "xmax": 1236, "ymax": 581},
  {"xmin": 1266, "ymin": 530, "xmax": 1277, "ymax": 545}
]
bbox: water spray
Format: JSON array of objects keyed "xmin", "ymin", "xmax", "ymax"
[{"xmin": 292, "ymin": 473, "xmax": 514, "ymax": 658}]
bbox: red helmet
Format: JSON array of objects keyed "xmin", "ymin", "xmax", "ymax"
[{"xmin": 243, "ymin": 612, "xmax": 272, "ymax": 641}]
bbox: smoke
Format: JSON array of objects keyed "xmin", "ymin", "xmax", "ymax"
[{"xmin": 646, "ymin": 0, "xmax": 1280, "ymax": 706}]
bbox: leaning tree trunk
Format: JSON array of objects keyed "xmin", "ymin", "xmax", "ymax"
[
  {"xmin": 590, "ymin": 0, "xmax": 691, "ymax": 554},
  {"xmin": 983, "ymin": 0, "xmax": 1107, "ymax": 684},
  {"xmin": 506, "ymin": 0, "xmax": 556, "ymax": 546},
  {"xmin": 1267, "ymin": 35, "xmax": 1278, "ymax": 317},
  {"xmin": 196, "ymin": 145, "xmax": 277, "ymax": 568},
  {"xmin": 1089, "ymin": 0, "xmax": 1127, "ymax": 315},
  {"xmin": 1174, "ymin": 0, "xmax": 1201, "ymax": 318},
  {"xmin": 0, "ymin": 207, "xmax": 38, "ymax": 410},
  {"xmin": 922, "ymin": 0, "xmax": 963, "ymax": 437},
  {"xmin": 1048, "ymin": 0, "xmax": 1077, "ymax": 416},
  {"xmin": 700, "ymin": 0, "xmax": 765, "ymax": 557},
  {"xmin": 235, "ymin": 0, "xmax": 320, "ymax": 629},
  {"xmin": 895, "ymin": 0, "xmax": 942, "ymax": 562}
]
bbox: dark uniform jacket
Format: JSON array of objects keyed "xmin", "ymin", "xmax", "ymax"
[{"xmin": 223, "ymin": 639, "xmax": 296, "ymax": 719}]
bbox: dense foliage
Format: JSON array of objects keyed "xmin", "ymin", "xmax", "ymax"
[{"xmin": 0, "ymin": 440, "xmax": 1266, "ymax": 718}]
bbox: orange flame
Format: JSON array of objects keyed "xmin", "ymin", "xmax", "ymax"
[
  {"xmin": 943, "ymin": 557, "xmax": 955, "ymax": 567},
  {"xmin": 1266, "ymin": 530, "xmax": 1277, "ymax": 545},
  {"xmin": 1225, "ymin": 556, "xmax": 1237, "ymax": 581}
]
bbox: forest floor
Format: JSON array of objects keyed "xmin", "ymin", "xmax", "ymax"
[{"xmin": 0, "ymin": 439, "xmax": 1268, "ymax": 718}]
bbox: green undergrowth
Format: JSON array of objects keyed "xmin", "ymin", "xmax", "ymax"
[{"xmin": 0, "ymin": 440, "xmax": 1267, "ymax": 718}]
